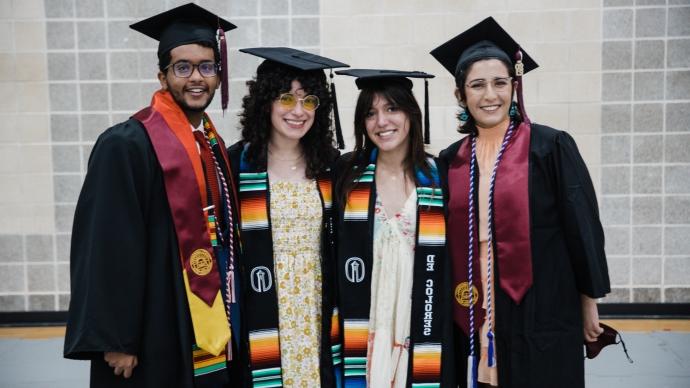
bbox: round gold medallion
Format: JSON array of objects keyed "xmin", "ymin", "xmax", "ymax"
[
  {"xmin": 454, "ymin": 282, "xmax": 478, "ymax": 308},
  {"xmin": 190, "ymin": 249, "xmax": 213, "ymax": 276}
]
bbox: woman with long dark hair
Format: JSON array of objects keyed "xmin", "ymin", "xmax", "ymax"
[
  {"xmin": 334, "ymin": 69, "xmax": 455, "ymax": 388},
  {"xmin": 431, "ymin": 18, "xmax": 610, "ymax": 387},
  {"xmin": 227, "ymin": 47, "xmax": 348, "ymax": 387}
]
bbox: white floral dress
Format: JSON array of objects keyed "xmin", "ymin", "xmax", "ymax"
[
  {"xmin": 269, "ymin": 180, "xmax": 323, "ymax": 387},
  {"xmin": 367, "ymin": 191, "xmax": 417, "ymax": 388}
]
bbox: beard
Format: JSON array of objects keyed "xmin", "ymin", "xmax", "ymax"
[{"xmin": 168, "ymin": 85, "xmax": 216, "ymax": 115}]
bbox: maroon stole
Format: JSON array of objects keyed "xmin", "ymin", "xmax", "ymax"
[
  {"xmin": 134, "ymin": 90, "xmax": 222, "ymax": 304},
  {"xmin": 447, "ymin": 121, "xmax": 533, "ymax": 336},
  {"xmin": 132, "ymin": 91, "xmax": 234, "ymax": 379}
]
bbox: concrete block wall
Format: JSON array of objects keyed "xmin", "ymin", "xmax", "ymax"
[
  {"xmin": 0, "ymin": 0, "xmax": 687, "ymax": 312},
  {"xmin": 600, "ymin": 0, "xmax": 690, "ymax": 303}
]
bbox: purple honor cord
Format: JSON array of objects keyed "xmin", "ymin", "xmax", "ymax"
[{"xmin": 467, "ymin": 121, "xmax": 516, "ymax": 382}]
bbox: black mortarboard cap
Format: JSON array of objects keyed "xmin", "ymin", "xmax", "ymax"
[
  {"xmin": 335, "ymin": 69, "xmax": 434, "ymax": 90},
  {"xmin": 336, "ymin": 69, "xmax": 435, "ymax": 144},
  {"xmin": 239, "ymin": 47, "xmax": 349, "ymax": 71},
  {"xmin": 430, "ymin": 17, "xmax": 538, "ymax": 78},
  {"xmin": 130, "ymin": 3, "xmax": 236, "ymax": 58},
  {"xmin": 241, "ymin": 47, "xmax": 350, "ymax": 149}
]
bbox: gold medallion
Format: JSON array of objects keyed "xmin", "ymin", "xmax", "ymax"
[
  {"xmin": 190, "ymin": 249, "xmax": 213, "ymax": 276},
  {"xmin": 454, "ymin": 282, "xmax": 478, "ymax": 307}
]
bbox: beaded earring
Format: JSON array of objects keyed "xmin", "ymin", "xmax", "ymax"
[
  {"xmin": 509, "ymin": 101, "xmax": 519, "ymax": 118},
  {"xmin": 458, "ymin": 108, "xmax": 470, "ymax": 122}
]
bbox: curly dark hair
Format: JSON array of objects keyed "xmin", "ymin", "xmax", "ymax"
[
  {"xmin": 239, "ymin": 60, "xmax": 338, "ymax": 178},
  {"xmin": 336, "ymin": 80, "xmax": 432, "ymax": 207},
  {"xmin": 454, "ymin": 57, "xmax": 521, "ymax": 135}
]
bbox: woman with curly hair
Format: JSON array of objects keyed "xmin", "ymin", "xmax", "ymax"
[
  {"xmin": 333, "ymin": 69, "xmax": 455, "ymax": 388},
  {"xmin": 227, "ymin": 47, "xmax": 348, "ymax": 388}
]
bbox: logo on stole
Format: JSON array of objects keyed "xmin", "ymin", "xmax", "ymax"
[
  {"xmin": 454, "ymin": 282, "xmax": 478, "ymax": 307},
  {"xmin": 190, "ymin": 249, "xmax": 213, "ymax": 276},
  {"xmin": 345, "ymin": 257, "xmax": 365, "ymax": 283},
  {"xmin": 250, "ymin": 266, "xmax": 273, "ymax": 293}
]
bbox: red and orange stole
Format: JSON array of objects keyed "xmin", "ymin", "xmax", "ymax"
[{"xmin": 133, "ymin": 90, "xmax": 231, "ymax": 370}]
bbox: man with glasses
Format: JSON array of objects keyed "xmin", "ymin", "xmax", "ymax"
[{"xmin": 64, "ymin": 4, "xmax": 243, "ymax": 387}]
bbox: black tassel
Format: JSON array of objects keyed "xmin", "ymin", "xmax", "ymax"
[
  {"xmin": 330, "ymin": 71, "xmax": 345, "ymax": 149},
  {"xmin": 424, "ymin": 78, "xmax": 430, "ymax": 145}
]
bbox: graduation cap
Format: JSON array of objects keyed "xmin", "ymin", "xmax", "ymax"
[
  {"xmin": 430, "ymin": 16, "xmax": 537, "ymax": 78},
  {"xmin": 240, "ymin": 47, "xmax": 350, "ymax": 149},
  {"xmin": 430, "ymin": 16, "xmax": 538, "ymax": 124},
  {"xmin": 336, "ymin": 69, "xmax": 435, "ymax": 144},
  {"xmin": 239, "ymin": 47, "xmax": 349, "ymax": 71},
  {"xmin": 130, "ymin": 3, "xmax": 237, "ymax": 111}
]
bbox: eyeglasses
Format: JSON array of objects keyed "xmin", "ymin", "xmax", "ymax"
[
  {"xmin": 166, "ymin": 60, "xmax": 218, "ymax": 78},
  {"xmin": 465, "ymin": 77, "xmax": 513, "ymax": 93},
  {"xmin": 277, "ymin": 93, "xmax": 320, "ymax": 111}
]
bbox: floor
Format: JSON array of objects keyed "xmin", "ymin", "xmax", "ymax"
[{"xmin": 0, "ymin": 320, "xmax": 689, "ymax": 387}]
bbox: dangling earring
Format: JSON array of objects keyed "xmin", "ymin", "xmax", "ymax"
[
  {"xmin": 509, "ymin": 101, "xmax": 518, "ymax": 118},
  {"xmin": 458, "ymin": 107, "xmax": 469, "ymax": 122}
]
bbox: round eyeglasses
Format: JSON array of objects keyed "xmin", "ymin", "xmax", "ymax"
[
  {"xmin": 277, "ymin": 93, "xmax": 320, "ymax": 111},
  {"xmin": 166, "ymin": 60, "xmax": 218, "ymax": 78}
]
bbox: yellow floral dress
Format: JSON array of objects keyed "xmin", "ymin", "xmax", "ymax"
[{"xmin": 269, "ymin": 180, "xmax": 323, "ymax": 387}]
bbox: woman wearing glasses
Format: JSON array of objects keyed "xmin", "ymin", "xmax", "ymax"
[
  {"xmin": 333, "ymin": 69, "xmax": 455, "ymax": 388},
  {"xmin": 432, "ymin": 18, "xmax": 610, "ymax": 387},
  {"xmin": 226, "ymin": 48, "xmax": 347, "ymax": 387}
]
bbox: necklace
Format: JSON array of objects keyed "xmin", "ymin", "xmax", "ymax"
[{"xmin": 268, "ymin": 150, "xmax": 303, "ymax": 170}]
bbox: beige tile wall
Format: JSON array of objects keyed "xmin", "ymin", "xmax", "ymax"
[
  {"xmin": 320, "ymin": 1, "xmax": 604, "ymax": 171},
  {"xmin": 0, "ymin": 0, "xmax": 53, "ymax": 238},
  {"xmin": 0, "ymin": 0, "xmax": 688, "ymax": 311}
]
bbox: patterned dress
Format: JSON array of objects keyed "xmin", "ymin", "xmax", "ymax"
[
  {"xmin": 269, "ymin": 180, "xmax": 323, "ymax": 387},
  {"xmin": 367, "ymin": 191, "xmax": 418, "ymax": 388}
]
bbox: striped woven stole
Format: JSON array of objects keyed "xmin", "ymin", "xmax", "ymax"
[
  {"xmin": 338, "ymin": 150, "xmax": 445, "ymax": 388},
  {"xmin": 238, "ymin": 144, "xmax": 338, "ymax": 387}
]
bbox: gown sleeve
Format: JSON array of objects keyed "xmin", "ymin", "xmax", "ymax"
[
  {"xmin": 554, "ymin": 131, "xmax": 611, "ymax": 298},
  {"xmin": 64, "ymin": 121, "xmax": 154, "ymax": 360}
]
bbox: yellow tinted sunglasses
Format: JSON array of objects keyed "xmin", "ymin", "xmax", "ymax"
[{"xmin": 277, "ymin": 93, "xmax": 320, "ymax": 111}]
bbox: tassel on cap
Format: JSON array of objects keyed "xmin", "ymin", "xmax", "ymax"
[
  {"xmin": 218, "ymin": 26, "xmax": 229, "ymax": 113},
  {"xmin": 330, "ymin": 71, "xmax": 345, "ymax": 149},
  {"xmin": 514, "ymin": 48, "xmax": 530, "ymax": 125},
  {"xmin": 424, "ymin": 78, "xmax": 430, "ymax": 145}
]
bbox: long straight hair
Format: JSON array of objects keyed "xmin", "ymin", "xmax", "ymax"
[{"xmin": 337, "ymin": 81, "xmax": 431, "ymax": 207}]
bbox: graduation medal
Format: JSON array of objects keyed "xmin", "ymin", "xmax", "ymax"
[
  {"xmin": 455, "ymin": 282, "xmax": 479, "ymax": 308},
  {"xmin": 190, "ymin": 249, "xmax": 213, "ymax": 276}
]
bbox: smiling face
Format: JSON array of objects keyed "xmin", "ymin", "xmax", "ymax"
[
  {"xmin": 364, "ymin": 93, "xmax": 411, "ymax": 156},
  {"xmin": 158, "ymin": 43, "xmax": 219, "ymax": 125},
  {"xmin": 461, "ymin": 58, "xmax": 513, "ymax": 129},
  {"xmin": 269, "ymin": 79, "xmax": 316, "ymax": 144}
]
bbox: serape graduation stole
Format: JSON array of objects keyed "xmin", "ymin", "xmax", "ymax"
[
  {"xmin": 337, "ymin": 149, "xmax": 445, "ymax": 388},
  {"xmin": 238, "ymin": 143, "xmax": 338, "ymax": 387},
  {"xmin": 133, "ymin": 90, "xmax": 232, "ymax": 383}
]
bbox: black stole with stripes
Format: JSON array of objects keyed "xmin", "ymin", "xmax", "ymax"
[
  {"xmin": 336, "ymin": 150, "xmax": 446, "ymax": 388},
  {"xmin": 235, "ymin": 143, "xmax": 340, "ymax": 387}
]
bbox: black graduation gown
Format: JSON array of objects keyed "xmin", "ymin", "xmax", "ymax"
[
  {"xmin": 438, "ymin": 124, "xmax": 611, "ymax": 388},
  {"xmin": 63, "ymin": 118, "xmax": 238, "ymax": 387}
]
